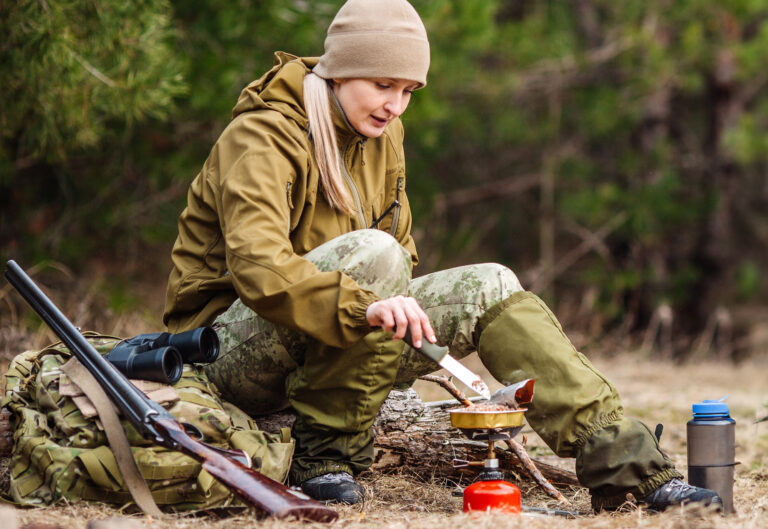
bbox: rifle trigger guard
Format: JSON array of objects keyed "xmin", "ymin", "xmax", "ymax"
[{"xmin": 181, "ymin": 422, "xmax": 204, "ymax": 440}]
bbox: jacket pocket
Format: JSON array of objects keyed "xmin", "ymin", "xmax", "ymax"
[
  {"xmin": 369, "ymin": 176, "xmax": 404, "ymax": 235},
  {"xmin": 389, "ymin": 176, "xmax": 403, "ymax": 236}
]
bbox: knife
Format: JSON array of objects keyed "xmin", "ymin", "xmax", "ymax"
[
  {"xmin": 488, "ymin": 378, "xmax": 535, "ymax": 408},
  {"xmin": 403, "ymin": 329, "xmax": 491, "ymax": 399}
]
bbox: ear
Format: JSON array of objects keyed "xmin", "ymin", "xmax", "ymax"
[{"xmin": 330, "ymin": 78, "xmax": 345, "ymax": 95}]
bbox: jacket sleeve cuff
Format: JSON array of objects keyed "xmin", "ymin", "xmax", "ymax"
[{"xmin": 349, "ymin": 290, "xmax": 380, "ymax": 327}]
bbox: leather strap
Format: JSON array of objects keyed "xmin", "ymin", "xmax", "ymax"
[{"xmin": 62, "ymin": 358, "xmax": 164, "ymax": 517}]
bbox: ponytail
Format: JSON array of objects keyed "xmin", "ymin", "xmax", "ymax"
[{"xmin": 303, "ymin": 72, "xmax": 355, "ymax": 215}]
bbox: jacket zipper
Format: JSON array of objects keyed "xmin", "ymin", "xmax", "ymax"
[
  {"xmin": 341, "ymin": 139, "xmax": 366, "ymax": 227},
  {"xmin": 390, "ymin": 176, "xmax": 403, "ymax": 236}
]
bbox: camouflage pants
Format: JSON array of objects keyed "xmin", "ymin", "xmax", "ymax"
[
  {"xmin": 207, "ymin": 229, "xmax": 523, "ymax": 415},
  {"xmin": 206, "ymin": 230, "xmax": 522, "ymax": 482},
  {"xmin": 206, "ymin": 230, "xmax": 679, "ymax": 505}
]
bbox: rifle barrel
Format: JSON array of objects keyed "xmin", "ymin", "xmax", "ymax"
[
  {"xmin": 5, "ymin": 260, "xmax": 172, "ymax": 435},
  {"xmin": 4, "ymin": 260, "xmax": 339, "ymax": 522}
]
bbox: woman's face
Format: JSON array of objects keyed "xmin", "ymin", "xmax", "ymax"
[{"xmin": 332, "ymin": 78, "xmax": 420, "ymax": 138}]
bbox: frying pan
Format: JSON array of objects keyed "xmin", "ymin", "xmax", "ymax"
[{"xmin": 448, "ymin": 378, "xmax": 534, "ymax": 432}]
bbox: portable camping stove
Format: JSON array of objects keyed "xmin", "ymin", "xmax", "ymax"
[{"xmin": 449, "ymin": 409, "xmax": 527, "ymax": 513}]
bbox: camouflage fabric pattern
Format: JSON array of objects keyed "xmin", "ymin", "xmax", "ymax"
[
  {"xmin": 1, "ymin": 333, "xmax": 293, "ymax": 510},
  {"xmin": 208, "ymin": 229, "xmax": 523, "ymax": 415},
  {"xmin": 206, "ymin": 229, "xmax": 680, "ymax": 501},
  {"xmin": 397, "ymin": 262, "xmax": 523, "ymax": 382},
  {"xmin": 206, "ymin": 230, "xmax": 527, "ymax": 481}
]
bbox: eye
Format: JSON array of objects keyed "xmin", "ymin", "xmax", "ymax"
[{"xmin": 376, "ymin": 82, "xmax": 391, "ymax": 90}]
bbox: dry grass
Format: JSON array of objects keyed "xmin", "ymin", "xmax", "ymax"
[
  {"xmin": 5, "ymin": 351, "xmax": 768, "ymax": 528},
  {"xmin": 7, "ymin": 478, "xmax": 762, "ymax": 529},
  {"xmin": 2, "ymin": 268, "xmax": 768, "ymax": 527}
]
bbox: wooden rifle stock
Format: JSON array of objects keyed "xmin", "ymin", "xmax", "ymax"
[
  {"xmin": 156, "ymin": 418, "xmax": 337, "ymax": 521},
  {"xmin": 4, "ymin": 260, "xmax": 338, "ymax": 522}
]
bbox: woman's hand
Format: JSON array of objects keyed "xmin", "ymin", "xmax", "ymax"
[{"xmin": 365, "ymin": 295, "xmax": 436, "ymax": 348}]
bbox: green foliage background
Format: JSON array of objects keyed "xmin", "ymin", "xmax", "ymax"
[{"xmin": 3, "ymin": 0, "xmax": 768, "ymax": 356}]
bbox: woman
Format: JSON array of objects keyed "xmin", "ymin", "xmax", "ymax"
[{"xmin": 163, "ymin": 0, "xmax": 720, "ymax": 510}]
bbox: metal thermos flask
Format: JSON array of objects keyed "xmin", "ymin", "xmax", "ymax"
[{"xmin": 687, "ymin": 398, "xmax": 735, "ymax": 513}]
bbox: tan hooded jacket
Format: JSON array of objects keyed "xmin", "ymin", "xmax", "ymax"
[{"xmin": 163, "ymin": 52, "xmax": 418, "ymax": 348}]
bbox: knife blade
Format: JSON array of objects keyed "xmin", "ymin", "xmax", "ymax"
[
  {"xmin": 403, "ymin": 329, "xmax": 491, "ymax": 399},
  {"xmin": 488, "ymin": 378, "xmax": 535, "ymax": 408}
]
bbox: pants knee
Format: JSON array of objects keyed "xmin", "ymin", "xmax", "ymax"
[
  {"xmin": 334, "ymin": 229, "xmax": 412, "ymax": 297},
  {"xmin": 471, "ymin": 263, "xmax": 525, "ymax": 307}
]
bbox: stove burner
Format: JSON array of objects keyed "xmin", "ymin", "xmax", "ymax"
[{"xmin": 459, "ymin": 425, "xmax": 523, "ymax": 441}]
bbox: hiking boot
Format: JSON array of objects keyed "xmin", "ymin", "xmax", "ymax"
[
  {"xmin": 300, "ymin": 472, "xmax": 364, "ymax": 504},
  {"xmin": 642, "ymin": 479, "xmax": 722, "ymax": 511}
]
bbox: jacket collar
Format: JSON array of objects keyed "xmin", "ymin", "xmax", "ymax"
[{"xmin": 329, "ymin": 83, "xmax": 365, "ymax": 146}]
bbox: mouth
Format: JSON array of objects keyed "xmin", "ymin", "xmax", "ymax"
[{"xmin": 370, "ymin": 115, "xmax": 389, "ymax": 127}]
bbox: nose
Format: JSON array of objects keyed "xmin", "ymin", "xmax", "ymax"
[{"xmin": 383, "ymin": 92, "xmax": 408, "ymax": 117}]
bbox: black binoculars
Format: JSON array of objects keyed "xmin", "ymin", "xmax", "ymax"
[{"xmin": 106, "ymin": 327, "xmax": 219, "ymax": 385}]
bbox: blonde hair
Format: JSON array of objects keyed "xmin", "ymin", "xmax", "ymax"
[{"xmin": 303, "ymin": 72, "xmax": 355, "ymax": 215}]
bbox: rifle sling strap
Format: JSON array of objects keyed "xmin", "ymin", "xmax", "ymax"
[{"xmin": 62, "ymin": 358, "xmax": 164, "ymax": 517}]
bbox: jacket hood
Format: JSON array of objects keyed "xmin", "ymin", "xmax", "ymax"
[{"xmin": 232, "ymin": 52, "xmax": 318, "ymax": 130}]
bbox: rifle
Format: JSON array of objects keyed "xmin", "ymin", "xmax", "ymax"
[{"xmin": 4, "ymin": 260, "xmax": 338, "ymax": 522}]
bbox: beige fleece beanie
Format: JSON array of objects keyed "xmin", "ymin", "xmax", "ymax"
[{"xmin": 313, "ymin": 0, "xmax": 430, "ymax": 87}]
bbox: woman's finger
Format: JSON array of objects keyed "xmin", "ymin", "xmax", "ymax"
[
  {"xmin": 390, "ymin": 301, "xmax": 409, "ymax": 341},
  {"xmin": 400, "ymin": 298, "xmax": 425, "ymax": 347},
  {"xmin": 366, "ymin": 297, "xmax": 436, "ymax": 346},
  {"xmin": 417, "ymin": 308, "xmax": 436, "ymax": 344},
  {"xmin": 366, "ymin": 300, "xmax": 392, "ymax": 330},
  {"xmin": 407, "ymin": 298, "xmax": 436, "ymax": 343}
]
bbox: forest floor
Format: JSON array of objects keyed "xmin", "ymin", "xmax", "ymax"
[
  {"xmin": 1, "ymin": 264, "xmax": 768, "ymax": 528},
  {"xmin": 4, "ymin": 349, "xmax": 768, "ymax": 529}
]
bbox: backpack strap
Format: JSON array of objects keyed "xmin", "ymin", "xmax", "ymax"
[{"xmin": 61, "ymin": 358, "xmax": 164, "ymax": 517}]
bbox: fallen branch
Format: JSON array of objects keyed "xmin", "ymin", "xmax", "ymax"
[
  {"xmin": 417, "ymin": 374, "xmax": 473, "ymax": 407},
  {"xmin": 506, "ymin": 438, "xmax": 570, "ymax": 504}
]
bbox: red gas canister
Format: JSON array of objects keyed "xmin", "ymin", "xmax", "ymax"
[{"xmin": 463, "ymin": 479, "xmax": 521, "ymax": 513}]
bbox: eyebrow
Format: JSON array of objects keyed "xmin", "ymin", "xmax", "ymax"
[{"xmin": 385, "ymin": 78, "xmax": 419, "ymax": 91}]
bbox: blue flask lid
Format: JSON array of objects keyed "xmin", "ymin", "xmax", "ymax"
[{"xmin": 692, "ymin": 397, "xmax": 729, "ymax": 418}]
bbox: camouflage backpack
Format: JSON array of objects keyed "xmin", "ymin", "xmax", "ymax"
[{"xmin": 1, "ymin": 333, "xmax": 294, "ymax": 511}]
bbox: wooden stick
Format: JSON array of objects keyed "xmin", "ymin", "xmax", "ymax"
[
  {"xmin": 418, "ymin": 374, "xmax": 474, "ymax": 407},
  {"xmin": 506, "ymin": 438, "xmax": 570, "ymax": 504}
]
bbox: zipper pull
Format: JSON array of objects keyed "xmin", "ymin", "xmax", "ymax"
[
  {"xmin": 370, "ymin": 200, "xmax": 400, "ymax": 229},
  {"xmin": 359, "ymin": 140, "xmax": 366, "ymax": 166}
]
